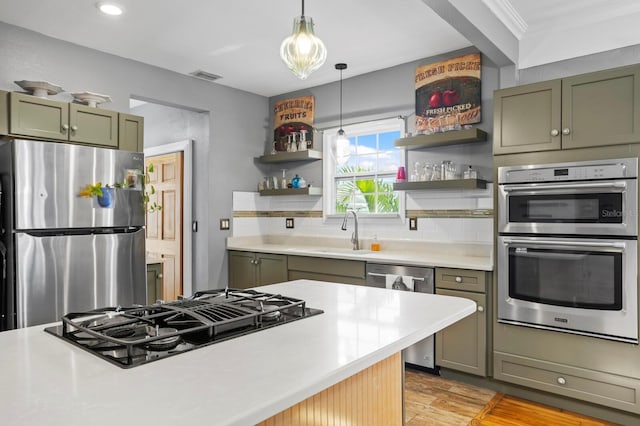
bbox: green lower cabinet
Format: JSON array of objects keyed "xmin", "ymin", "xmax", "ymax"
[
  {"xmin": 228, "ymin": 251, "xmax": 288, "ymax": 289},
  {"xmin": 146, "ymin": 262, "xmax": 163, "ymax": 304},
  {"xmin": 435, "ymin": 289, "xmax": 487, "ymax": 376}
]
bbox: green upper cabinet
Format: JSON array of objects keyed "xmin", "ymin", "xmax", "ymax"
[
  {"xmin": 119, "ymin": 113, "xmax": 144, "ymax": 152},
  {"xmin": 69, "ymin": 103, "xmax": 118, "ymax": 147},
  {"xmin": 9, "ymin": 92, "xmax": 70, "ymax": 141},
  {"xmin": 493, "ymin": 80, "xmax": 561, "ymax": 154},
  {"xmin": 494, "ymin": 65, "xmax": 640, "ymax": 154},
  {"xmin": 0, "ymin": 90, "xmax": 8, "ymax": 135},
  {"xmin": 4, "ymin": 92, "xmax": 142, "ymax": 150},
  {"xmin": 561, "ymin": 66, "xmax": 640, "ymax": 149}
]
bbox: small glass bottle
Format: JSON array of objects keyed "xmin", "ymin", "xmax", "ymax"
[
  {"xmin": 291, "ymin": 174, "xmax": 301, "ymax": 188},
  {"xmin": 371, "ymin": 235, "xmax": 381, "ymax": 252}
]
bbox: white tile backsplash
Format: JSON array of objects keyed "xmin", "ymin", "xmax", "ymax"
[{"xmin": 232, "ymin": 190, "xmax": 494, "ymax": 244}]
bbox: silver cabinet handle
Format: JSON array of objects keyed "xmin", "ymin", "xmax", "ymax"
[
  {"xmin": 71, "ymin": 125, "xmax": 78, "ymax": 132},
  {"xmin": 557, "ymin": 377, "xmax": 566, "ymax": 385},
  {"xmin": 562, "ymin": 128, "xmax": 571, "ymax": 135},
  {"xmin": 366, "ymin": 272, "xmax": 424, "ymax": 281},
  {"xmin": 477, "ymin": 306, "xmax": 484, "ymax": 312},
  {"xmin": 61, "ymin": 124, "xmax": 69, "ymax": 131},
  {"xmin": 550, "ymin": 129, "xmax": 559, "ymax": 136},
  {"xmin": 455, "ymin": 276, "xmax": 462, "ymax": 283},
  {"xmin": 157, "ymin": 273, "xmax": 163, "ymax": 279},
  {"xmin": 503, "ymin": 181, "xmax": 626, "ymax": 192}
]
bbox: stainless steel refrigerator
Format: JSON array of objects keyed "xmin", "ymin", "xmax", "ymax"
[{"xmin": 0, "ymin": 139, "xmax": 146, "ymax": 330}]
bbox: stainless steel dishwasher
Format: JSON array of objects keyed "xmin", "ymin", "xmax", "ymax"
[{"xmin": 366, "ymin": 263, "xmax": 435, "ymax": 370}]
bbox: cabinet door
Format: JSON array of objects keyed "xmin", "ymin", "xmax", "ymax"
[
  {"xmin": 0, "ymin": 90, "xmax": 8, "ymax": 135},
  {"xmin": 228, "ymin": 251, "xmax": 257, "ymax": 289},
  {"xmin": 69, "ymin": 103, "xmax": 118, "ymax": 147},
  {"xmin": 119, "ymin": 113, "xmax": 144, "ymax": 152},
  {"xmin": 256, "ymin": 253, "xmax": 288, "ymax": 286},
  {"xmin": 493, "ymin": 80, "xmax": 561, "ymax": 154},
  {"xmin": 435, "ymin": 289, "xmax": 486, "ymax": 376},
  {"xmin": 562, "ymin": 66, "xmax": 640, "ymax": 149},
  {"xmin": 9, "ymin": 92, "xmax": 69, "ymax": 141},
  {"xmin": 146, "ymin": 263, "xmax": 163, "ymax": 304}
]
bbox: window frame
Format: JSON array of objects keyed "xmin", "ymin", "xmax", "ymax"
[{"xmin": 322, "ymin": 117, "xmax": 405, "ymax": 219}]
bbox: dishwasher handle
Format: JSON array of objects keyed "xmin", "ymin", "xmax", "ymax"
[{"xmin": 366, "ymin": 271, "xmax": 425, "ymax": 281}]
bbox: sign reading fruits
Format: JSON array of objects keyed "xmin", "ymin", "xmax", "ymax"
[
  {"xmin": 415, "ymin": 53, "xmax": 481, "ymax": 134},
  {"xmin": 273, "ymin": 96, "xmax": 315, "ymax": 151}
]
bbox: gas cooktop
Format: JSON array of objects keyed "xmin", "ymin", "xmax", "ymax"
[{"xmin": 44, "ymin": 288, "xmax": 323, "ymax": 368}]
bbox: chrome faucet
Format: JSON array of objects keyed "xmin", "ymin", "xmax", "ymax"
[{"xmin": 341, "ymin": 210, "xmax": 360, "ymax": 250}]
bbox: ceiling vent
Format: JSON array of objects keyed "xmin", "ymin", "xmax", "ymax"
[{"xmin": 189, "ymin": 70, "xmax": 222, "ymax": 82}]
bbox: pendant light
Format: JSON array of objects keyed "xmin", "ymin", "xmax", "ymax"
[
  {"xmin": 336, "ymin": 63, "xmax": 349, "ymax": 144},
  {"xmin": 280, "ymin": 0, "xmax": 327, "ymax": 80}
]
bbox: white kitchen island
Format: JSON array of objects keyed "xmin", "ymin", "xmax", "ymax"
[{"xmin": 0, "ymin": 280, "xmax": 475, "ymax": 426}]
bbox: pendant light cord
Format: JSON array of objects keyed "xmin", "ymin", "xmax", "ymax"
[
  {"xmin": 339, "ymin": 68, "xmax": 343, "ymax": 129},
  {"xmin": 301, "ymin": 0, "xmax": 305, "ymax": 16}
]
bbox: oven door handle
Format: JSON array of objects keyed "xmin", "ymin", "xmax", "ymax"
[
  {"xmin": 502, "ymin": 238, "xmax": 627, "ymax": 250},
  {"xmin": 502, "ymin": 181, "xmax": 627, "ymax": 192}
]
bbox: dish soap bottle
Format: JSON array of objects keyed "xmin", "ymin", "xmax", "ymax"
[
  {"xmin": 371, "ymin": 235, "xmax": 381, "ymax": 252},
  {"xmin": 291, "ymin": 174, "xmax": 300, "ymax": 188}
]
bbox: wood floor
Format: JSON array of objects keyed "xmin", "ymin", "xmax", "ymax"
[
  {"xmin": 405, "ymin": 368, "xmax": 497, "ymax": 425},
  {"xmin": 405, "ymin": 368, "xmax": 618, "ymax": 426}
]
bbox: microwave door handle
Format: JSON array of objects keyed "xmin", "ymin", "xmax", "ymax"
[
  {"xmin": 502, "ymin": 238, "xmax": 626, "ymax": 250},
  {"xmin": 502, "ymin": 182, "xmax": 627, "ymax": 192}
]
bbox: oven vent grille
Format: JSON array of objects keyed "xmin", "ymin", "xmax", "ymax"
[{"xmin": 189, "ymin": 70, "xmax": 222, "ymax": 82}]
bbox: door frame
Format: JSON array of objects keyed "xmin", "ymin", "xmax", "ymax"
[{"xmin": 144, "ymin": 139, "xmax": 193, "ymax": 297}]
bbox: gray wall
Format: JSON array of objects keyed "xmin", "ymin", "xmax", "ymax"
[
  {"xmin": 0, "ymin": 21, "xmax": 270, "ymax": 291},
  {"xmin": 514, "ymin": 44, "xmax": 640, "ymax": 87},
  {"xmin": 268, "ymin": 47, "xmax": 499, "ymax": 184},
  {"xmin": 132, "ymin": 102, "xmax": 210, "ymax": 292}
]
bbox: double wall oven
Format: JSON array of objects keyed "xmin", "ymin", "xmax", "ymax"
[{"xmin": 497, "ymin": 158, "xmax": 638, "ymax": 344}]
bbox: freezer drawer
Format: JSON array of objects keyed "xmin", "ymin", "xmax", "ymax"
[{"xmin": 15, "ymin": 229, "xmax": 146, "ymax": 328}]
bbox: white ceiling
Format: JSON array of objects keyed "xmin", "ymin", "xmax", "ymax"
[{"xmin": 1, "ymin": 0, "xmax": 640, "ymax": 97}]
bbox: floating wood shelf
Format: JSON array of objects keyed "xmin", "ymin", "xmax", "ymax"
[
  {"xmin": 394, "ymin": 128, "xmax": 488, "ymax": 149},
  {"xmin": 258, "ymin": 149, "xmax": 322, "ymax": 163},
  {"xmin": 258, "ymin": 187, "xmax": 323, "ymax": 196},
  {"xmin": 393, "ymin": 179, "xmax": 488, "ymax": 191}
]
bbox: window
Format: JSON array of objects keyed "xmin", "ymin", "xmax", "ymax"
[{"xmin": 323, "ymin": 118, "xmax": 404, "ymax": 216}]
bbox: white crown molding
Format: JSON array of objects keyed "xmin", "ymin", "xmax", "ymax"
[{"xmin": 481, "ymin": 0, "xmax": 528, "ymax": 40}]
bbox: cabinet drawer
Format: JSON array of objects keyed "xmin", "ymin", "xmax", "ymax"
[
  {"xmin": 288, "ymin": 256, "xmax": 365, "ymax": 279},
  {"xmin": 435, "ymin": 267, "xmax": 486, "ymax": 293},
  {"xmin": 494, "ymin": 351, "xmax": 640, "ymax": 414}
]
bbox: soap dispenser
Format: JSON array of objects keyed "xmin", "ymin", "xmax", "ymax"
[{"xmin": 371, "ymin": 235, "xmax": 381, "ymax": 251}]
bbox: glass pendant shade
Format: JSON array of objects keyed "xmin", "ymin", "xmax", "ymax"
[{"xmin": 280, "ymin": 16, "xmax": 327, "ymax": 80}]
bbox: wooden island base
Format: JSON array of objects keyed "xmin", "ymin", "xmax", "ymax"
[{"xmin": 258, "ymin": 352, "xmax": 403, "ymax": 425}]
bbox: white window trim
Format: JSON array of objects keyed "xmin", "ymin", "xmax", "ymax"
[{"xmin": 322, "ymin": 118, "xmax": 405, "ymax": 220}]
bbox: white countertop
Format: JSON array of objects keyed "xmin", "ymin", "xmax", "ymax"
[
  {"xmin": 227, "ymin": 235, "xmax": 494, "ymax": 271},
  {"xmin": 0, "ymin": 280, "xmax": 475, "ymax": 426}
]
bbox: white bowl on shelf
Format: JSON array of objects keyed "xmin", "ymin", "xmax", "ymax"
[
  {"xmin": 14, "ymin": 80, "xmax": 64, "ymax": 98},
  {"xmin": 71, "ymin": 91, "xmax": 112, "ymax": 108}
]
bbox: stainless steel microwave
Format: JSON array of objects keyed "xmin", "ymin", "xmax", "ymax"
[{"xmin": 498, "ymin": 158, "xmax": 637, "ymax": 237}]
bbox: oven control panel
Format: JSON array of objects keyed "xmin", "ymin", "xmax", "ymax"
[{"xmin": 499, "ymin": 158, "xmax": 637, "ymax": 184}]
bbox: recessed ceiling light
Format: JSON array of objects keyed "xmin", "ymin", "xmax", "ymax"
[{"xmin": 97, "ymin": 2, "xmax": 124, "ymax": 16}]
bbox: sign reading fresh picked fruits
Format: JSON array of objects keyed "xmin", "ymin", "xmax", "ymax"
[{"xmin": 414, "ymin": 53, "xmax": 481, "ymax": 134}]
